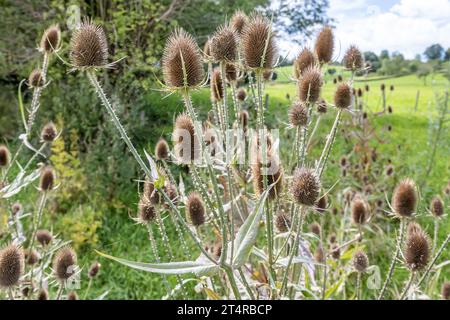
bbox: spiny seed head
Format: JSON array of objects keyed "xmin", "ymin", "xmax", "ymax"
[
  {"xmin": 237, "ymin": 88, "xmax": 247, "ymax": 101},
  {"xmin": 430, "ymin": 196, "xmax": 444, "ymax": 217},
  {"xmin": 390, "ymin": 85, "xmax": 394, "ymax": 91},
  {"xmin": 203, "ymin": 39, "xmax": 211, "ymax": 58},
  {"xmin": 210, "ymin": 24, "xmax": 238, "ymax": 62},
  {"xmin": 39, "ymin": 166, "xmax": 55, "ymax": 191},
  {"xmin": 263, "ymin": 70, "xmax": 272, "ymax": 81},
  {"xmin": 162, "ymin": 29, "xmax": 204, "ymax": 88},
  {"xmin": 252, "ymin": 154, "xmax": 283, "ymax": 201},
  {"xmin": 357, "ymin": 88, "xmax": 363, "ymax": 97},
  {"xmin": 210, "ymin": 68, "xmax": 224, "ymax": 102},
  {"xmin": 36, "ymin": 230, "xmax": 53, "ymax": 246},
  {"xmin": 291, "ymin": 167, "xmax": 320, "ymax": 206},
  {"xmin": 138, "ymin": 197, "xmax": 156, "ymax": 223},
  {"xmin": 11, "ymin": 203, "xmax": 22, "ymax": 215},
  {"xmin": 392, "ymin": 178, "xmax": 417, "ymax": 217},
  {"xmin": 316, "ymin": 195, "xmax": 328, "ymax": 213},
  {"xmin": 37, "ymin": 288, "xmax": 49, "ymax": 300},
  {"xmin": 239, "ymin": 110, "xmax": 249, "ymax": 128},
  {"xmin": 442, "ymin": 282, "xmax": 450, "ymax": 300},
  {"xmin": 404, "ymin": 228, "xmax": 430, "ymax": 271},
  {"xmin": 67, "ymin": 291, "xmax": 78, "ymax": 300},
  {"xmin": 70, "ymin": 21, "xmax": 109, "ymax": 69},
  {"xmin": 343, "ymin": 45, "xmax": 364, "ymax": 70},
  {"xmin": 28, "ymin": 69, "xmax": 45, "ymax": 88},
  {"xmin": 155, "ymin": 138, "xmax": 170, "ymax": 160},
  {"xmin": 40, "ymin": 25, "xmax": 61, "ymax": 53},
  {"xmin": 331, "ymin": 244, "xmax": 340, "ymax": 260},
  {"xmin": 381, "ymin": 83, "xmax": 385, "ymax": 91},
  {"xmin": 351, "ymin": 197, "xmax": 368, "ymax": 225},
  {"xmin": 385, "ymin": 164, "xmax": 394, "ymax": 176},
  {"xmin": 288, "ymin": 101, "xmax": 308, "ymax": 127},
  {"xmin": 275, "ymin": 212, "xmax": 291, "ymax": 232},
  {"xmin": 53, "ymin": 246, "xmax": 77, "ymax": 281},
  {"xmin": 225, "ymin": 63, "xmax": 238, "ymax": 82},
  {"xmin": 314, "ymin": 246, "xmax": 325, "ymax": 263},
  {"xmin": 186, "ymin": 192, "xmax": 206, "ymax": 226},
  {"xmin": 352, "ymin": 250, "xmax": 369, "ymax": 273},
  {"xmin": 407, "ymin": 221, "xmax": 423, "ymax": 237},
  {"xmin": 315, "ymin": 26, "xmax": 334, "ymax": 64},
  {"xmin": 317, "ymin": 98, "xmax": 327, "ymax": 113},
  {"xmin": 241, "ymin": 14, "xmax": 277, "ymax": 69},
  {"xmin": 88, "ymin": 261, "xmax": 101, "ymax": 278},
  {"xmin": 41, "ymin": 122, "xmax": 57, "ymax": 142},
  {"xmin": 0, "ymin": 145, "xmax": 10, "ymax": 167},
  {"xmin": 144, "ymin": 179, "xmax": 160, "ymax": 205},
  {"xmin": 365, "ymin": 84, "xmax": 370, "ymax": 92},
  {"xmin": 173, "ymin": 113, "xmax": 200, "ymax": 163},
  {"xmin": 334, "ymin": 82, "xmax": 352, "ymax": 109},
  {"xmin": 294, "ymin": 48, "xmax": 317, "ymax": 79},
  {"xmin": 0, "ymin": 244, "xmax": 24, "ymax": 287},
  {"xmin": 309, "ymin": 222, "xmax": 321, "ymax": 236},
  {"xmin": 24, "ymin": 248, "xmax": 40, "ymax": 265},
  {"xmin": 164, "ymin": 183, "xmax": 178, "ymax": 206},
  {"xmin": 298, "ymin": 67, "xmax": 323, "ymax": 103},
  {"xmin": 329, "ymin": 233, "xmax": 337, "ymax": 244},
  {"xmin": 230, "ymin": 10, "xmax": 248, "ymax": 35}
]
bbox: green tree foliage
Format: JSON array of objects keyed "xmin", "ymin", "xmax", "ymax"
[
  {"xmin": 364, "ymin": 51, "xmax": 381, "ymax": 72},
  {"xmin": 424, "ymin": 43, "xmax": 444, "ymax": 61}
]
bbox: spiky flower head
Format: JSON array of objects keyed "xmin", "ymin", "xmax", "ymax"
[
  {"xmin": 0, "ymin": 145, "xmax": 10, "ymax": 167},
  {"xmin": 275, "ymin": 212, "xmax": 291, "ymax": 232},
  {"xmin": 309, "ymin": 222, "xmax": 321, "ymax": 236},
  {"xmin": 230, "ymin": 10, "xmax": 248, "ymax": 35},
  {"xmin": 351, "ymin": 197, "xmax": 369, "ymax": 225},
  {"xmin": 241, "ymin": 14, "xmax": 277, "ymax": 69},
  {"xmin": 172, "ymin": 113, "xmax": 200, "ymax": 164},
  {"xmin": 430, "ymin": 196, "xmax": 444, "ymax": 217},
  {"xmin": 291, "ymin": 167, "xmax": 320, "ymax": 206},
  {"xmin": 67, "ymin": 291, "xmax": 78, "ymax": 300},
  {"xmin": 263, "ymin": 70, "xmax": 273, "ymax": 81},
  {"xmin": 0, "ymin": 244, "xmax": 24, "ymax": 288},
  {"xmin": 41, "ymin": 122, "xmax": 58, "ymax": 143},
  {"xmin": 331, "ymin": 244, "xmax": 340, "ymax": 260},
  {"xmin": 314, "ymin": 246, "xmax": 325, "ymax": 263},
  {"xmin": 407, "ymin": 221, "xmax": 423, "ymax": 237},
  {"xmin": 24, "ymin": 248, "xmax": 40, "ymax": 265},
  {"xmin": 210, "ymin": 68, "xmax": 224, "ymax": 102},
  {"xmin": 237, "ymin": 88, "xmax": 247, "ymax": 102},
  {"xmin": 186, "ymin": 192, "xmax": 206, "ymax": 226},
  {"xmin": 298, "ymin": 67, "xmax": 322, "ymax": 103},
  {"xmin": 252, "ymin": 153, "xmax": 283, "ymax": 201},
  {"xmin": 143, "ymin": 179, "xmax": 161, "ymax": 205},
  {"xmin": 210, "ymin": 24, "xmax": 238, "ymax": 62},
  {"xmin": 11, "ymin": 202, "xmax": 22, "ymax": 215},
  {"xmin": 37, "ymin": 288, "xmax": 49, "ymax": 300},
  {"xmin": 288, "ymin": 101, "xmax": 308, "ymax": 127},
  {"xmin": 28, "ymin": 69, "xmax": 45, "ymax": 88},
  {"xmin": 53, "ymin": 246, "xmax": 77, "ymax": 281},
  {"xmin": 442, "ymin": 282, "xmax": 450, "ymax": 300},
  {"xmin": 352, "ymin": 250, "xmax": 369, "ymax": 273},
  {"xmin": 162, "ymin": 29, "xmax": 204, "ymax": 88},
  {"xmin": 40, "ymin": 25, "xmax": 61, "ymax": 53},
  {"xmin": 225, "ymin": 63, "xmax": 238, "ymax": 82},
  {"xmin": 343, "ymin": 45, "xmax": 364, "ymax": 71},
  {"xmin": 315, "ymin": 26, "xmax": 334, "ymax": 64},
  {"xmin": 36, "ymin": 230, "xmax": 53, "ymax": 246},
  {"xmin": 404, "ymin": 228, "xmax": 430, "ymax": 271},
  {"xmin": 315, "ymin": 194, "xmax": 328, "ymax": 213},
  {"xmin": 334, "ymin": 82, "xmax": 352, "ymax": 109},
  {"xmin": 39, "ymin": 166, "xmax": 55, "ymax": 191},
  {"xmin": 317, "ymin": 98, "xmax": 327, "ymax": 113},
  {"xmin": 138, "ymin": 197, "xmax": 156, "ymax": 223},
  {"xmin": 155, "ymin": 138, "xmax": 170, "ymax": 160},
  {"xmin": 88, "ymin": 261, "xmax": 101, "ymax": 278},
  {"xmin": 392, "ymin": 178, "xmax": 417, "ymax": 217},
  {"xmin": 294, "ymin": 48, "xmax": 317, "ymax": 79},
  {"xmin": 70, "ymin": 20, "xmax": 109, "ymax": 69},
  {"xmin": 203, "ymin": 39, "xmax": 211, "ymax": 58}
]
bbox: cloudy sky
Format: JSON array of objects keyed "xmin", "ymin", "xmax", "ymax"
[{"xmin": 279, "ymin": 0, "xmax": 450, "ymax": 60}]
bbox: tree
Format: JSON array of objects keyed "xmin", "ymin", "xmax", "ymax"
[
  {"xmin": 444, "ymin": 48, "xmax": 450, "ymax": 61},
  {"xmin": 364, "ymin": 51, "xmax": 380, "ymax": 72},
  {"xmin": 424, "ymin": 44, "xmax": 444, "ymax": 61},
  {"xmin": 380, "ymin": 50, "xmax": 390, "ymax": 60},
  {"xmin": 416, "ymin": 64, "xmax": 432, "ymax": 85}
]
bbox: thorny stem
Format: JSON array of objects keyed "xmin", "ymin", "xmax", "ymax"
[
  {"xmin": 317, "ymin": 110, "xmax": 342, "ymax": 178},
  {"xmin": 307, "ymin": 115, "xmax": 321, "ymax": 149},
  {"xmin": 417, "ymin": 233, "xmax": 450, "ymax": 288},
  {"xmin": 224, "ymin": 265, "xmax": 242, "ymax": 300},
  {"xmin": 83, "ymin": 277, "xmax": 93, "ymax": 300},
  {"xmin": 356, "ymin": 272, "xmax": 362, "ymax": 300},
  {"xmin": 378, "ymin": 219, "xmax": 406, "ymax": 300},
  {"xmin": 27, "ymin": 53, "xmax": 49, "ymax": 135},
  {"xmin": 399, "ymin": 271, "xmax": 416, "ymax": 300},
  {"xmin": 56, "ymin": 282, "xmax": 64, "ymax": 300},
  {"xmin": 238, "ymin": 267, "xmax": 255, "ymax": 299},
  {"xmin": 28, "ymin": 191, "xmax": 48, "ymax": 284},
  {"xmin": 147, "ymin": 224, "xmax": 172, "ymax": 295}
]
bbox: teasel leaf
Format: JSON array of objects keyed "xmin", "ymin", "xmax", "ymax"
[
  {"xmin": 1, "ymin": 168, "xmax": 40, "ymax": 198},
  {"xmin": 96, "ymin": 250, "xmax": 219, "ymax": 276},
  {"xmin": 144, "ymin": 149, "xmax": 159, "ymax": 181}
]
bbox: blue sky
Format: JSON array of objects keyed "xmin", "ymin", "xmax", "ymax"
[{"xmin": 279, "ymin": 0, "xmax": 450, "ymax": 60}]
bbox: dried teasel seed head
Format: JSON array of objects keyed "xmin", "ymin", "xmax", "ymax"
[
  {"xmin": 275, "ymin": 212, "xmax": 291, "ymax": 232},
  {"xmin": 329, "ymin": 233, "xmax": 337, "ymax": 244},
  {"xmin": 67, "ymin": 291, "xmax": 78, "ymax": 300},
  {"xmin": 88, "ymin": 261, "xmax": 101, "ymax": 278},
  {"xmin": 0, "ymin": 145, "xmax": 10, "ymax": 167},
  {"xmin": 162, "ymin": 29, "xmax": 204, "ymax": 88},
  {"xmin": 53, "ymin": 246, "xmax": 77, "ymax": 281},
  {"xmin": 390, "ymin": 85, "xmax": 395, "ymax": 91},
  {"xmin": 317, "ymin": 98, "xmax": 327, "ymax": 113},
  {"xmin": 294, "ymin": 48, "xmax": 317, "ymax": 79},
  {"xmin": 331, "ymin": 244, "xmax": 341, "ymax": 260},
  {"xmin": 164, "ymin": 183, "xmax": 178, "ymax": 207},
  {"xmin": 430, "ymin": 196, "xmax": 444, "ymax": 218},
  {"xmin": 315, "ymin": 26, "xmax": 334, "ymax": 64},
  {"xmin": 225, "ymin": 63, "xmax": 238, "ymax": 82},
  {"xmin": 288, "ymin": 101, "xmax": 308, "ymax": 127},
  {"xmin": 37, "ymin": 288, "xmax": 49, "ymax": 300},
  {"xmin": 298, "ymin": 67, "xmax": 322, "ymax": 103},
  {"xmin": 365, "ymin": 84, "xmax": 370, "ymax": 92},
  {"xmin": 334, "ymin": 82, "xmax": 352, "ymax": 109},
  {"xmin": 263, "ymin": 70, "xmax": 273, "ymax": 81},
  {"xmin": 237, "ymin": 88, "xmax": 247, "ymax": 102},
  {"xmin": 357, "ymin": 88, "xmax": 363, "ymax": 97},
  {"xmin": 186, "ymin": 192, "xmax": 206, "ymax": 226},
  {"xmin": 351, "ymin": 197, "xmax": 369, "ymax": 225},
  {"xmin": 314, "ymin": 246, "xmax": 325, "ymax": 263},
  {"xmin": 0, "ymin": 244, "xmax": 24, "ymax": 287},
  {"xmin": 36, "ymin": 230, "xmax": 53, "ymax": 246},
  {"xmin": 239, "ymin": 110, "xmax": 249, "ymax": 129},
  {"xmin": 172, "ymin": 113, "xmax": 200, "ymax": 163},
  {"xmin": 210, "ymin": 24, "xmax": 238, "ymax": 62},
  {"xmin": 138, "ymin": 197, "xmax": 156, "ymax": 223},
  {"xmin": 291, "ymin": 167, "xmax": 320, "ymax": 206},
  {"xmin": 352, "ymin": 250, "xmax": 369, "ymax": 273},
  {"xmin": 392, "ymin": 178, "xmax": 417, "ymax": 217},
  {"xmin": 230, "ymin": 10, "xmax": 248, "ymax": 35},
  {"xmin": 442, "ymin": 282, "xmax": 450, "ymax": 300},
  {"xmin": 39, "ymin": 166, "xmax": 55, "ymax": 191},
  {"xmin": 210, "ymin": 68, "xmax": 224, "ymax": 102},
  {"xmin": 40, "ymin": 25, "xmax": 61, "ymax": 53},
  {"xmin": 315, "ymin": 194, "xmax": 328, "ymax": 213},
  {"xmin": 407, "ymin": 221, "xmax": 423, "ymax": 237},
  {"xmin": 11, "ymin": 202, "xmax": 22, "ymax": 216},
  {"xmin": 252, "ymin": 154, "xmax": 283, "ymax": 201},
  {"xmin": 28, "ymin": 69, "xmax": 45, "ymax": 88},
  {"xmin": 155, "ymin": 138, "xmax": 170, "ymax": 160},
  {"xmin": 203, "ymin": 39, "xmax": 211, "ymax": 58},
  {"xmin": 24, "ymin": 248, "xmax": 40, "ymax": 265},
  {"xmin": 41, "ymin": 122, "xmax": 58, "ymax": 143},
  {"xmin": 70, "ymin": 21, "xmax": 109, "ymax": 69},
  {"xmin": 343, "ymin": 45, "xmax": 364, "ymax": 71},
  {"xmin": 404, "ymin": 228, "xmax": 430, "ymax": 271},
  {"xmin": 380, "ymin": 83, "xmax": 385, "ymax": 91},
  {"xmin": 144, "ymin": 179, "xmax": 161, "ymax": 205},
  {"xmin": 385, "ymin": 164, "xmax": 394, "ymax": 177},
  {"xmin": 241, "ymin": 14, "xmax": 277, "ymax": 69},
  {"xmin": 309, "ymin": 222, "xmax": 321, "ymax": 236},
  {"xmin": 213, "ymin": 243, "xmax": 222, "ymax": 260}
]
